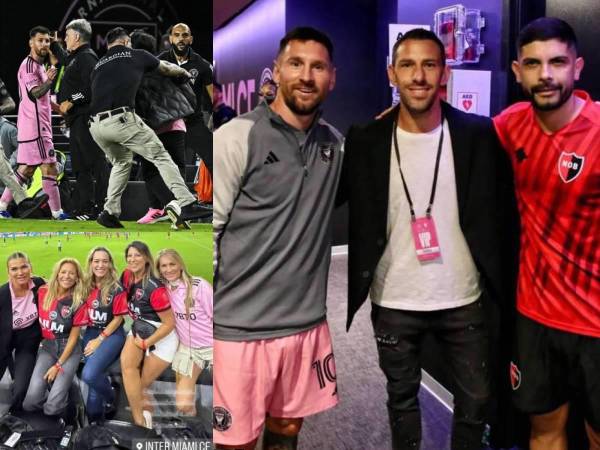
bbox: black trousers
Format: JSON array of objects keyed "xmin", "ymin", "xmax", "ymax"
[
  {"xmin": 69, "ymin": 114, "xmax": 109, "ymax": 213},
  {"xmin": 371, "ymin": 298, "xmax": 490, "ymax": 450},
  {"xmin": 3, "ymin": 324, "xmax": 41, "ymax": 411},
  {"xmin": 141, "ymin": 130, "xmax": 186, "ymax": 209},
  {"xmin": 185, "ymin": 118, "xmax": 212, "ymax": 175}
]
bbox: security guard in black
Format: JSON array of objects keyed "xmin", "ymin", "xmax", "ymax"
[{"xmin": 90, "ymin": 46, "xmax": 159, "ymax": 115}]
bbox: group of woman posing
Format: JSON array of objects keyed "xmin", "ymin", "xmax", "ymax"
[{"xmin": 0, "ymin": 242, "xmax": 213, "ymax": 428}]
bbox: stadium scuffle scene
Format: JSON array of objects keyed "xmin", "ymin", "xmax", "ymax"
[{"xmin": 0, "ymin": 1, "xmax": 213, "ymax": 448}]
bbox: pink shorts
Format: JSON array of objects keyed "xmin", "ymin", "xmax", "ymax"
[
  {"xmin": 213, "ymin": 321, "xmax": 339, "ymax": 446},
  {"xmin": 17, "ymin": 136, "xmax": 56, "ymax": 165}
]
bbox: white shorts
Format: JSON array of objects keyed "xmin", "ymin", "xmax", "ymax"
[
  {"xmin": 128, "ymin": 319, "xmax": 179, "ymax": 363},
  {"xmin": 172, "ymin": 343, "xmax": 212, "ymax": 377}
]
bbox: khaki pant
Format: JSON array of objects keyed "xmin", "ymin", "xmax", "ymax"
[
  {"xmin": 0, "ymin": 148, "xmax": 26, "ymax": 204},
  {"xmin": 89, "ymin": 111, "xmax": 195, "ymax": 217}
]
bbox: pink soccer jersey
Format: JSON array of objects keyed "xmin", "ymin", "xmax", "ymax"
[
  {"xmin": 10, "ymin": 280, "xmax": 38, "ymax": 330},
  {"xmin": 168, "ymin": 277, "xmax": 213, "ymax": 348},
  {"xmin": 17, "ymin": 56, "xmax": 52, "ymax": 143}
]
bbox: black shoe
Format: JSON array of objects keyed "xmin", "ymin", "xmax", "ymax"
[
  {"xmin": 74, "ymin": 211, "xmax": 98, "ymax": 221},
  {"xmin": 15, "ymin": 194, "xmax": 49, "ymax": 218},
  {"xmin": 171, "ymin": 220, "xmax": 192, "ymax": 230},
  {"xmin": 180, "ymin": 202, "xmax": 213, "ymax": 221},
  {"xmin": 97, "ymin": 210, "xmax": 124, "ymax": 228}
]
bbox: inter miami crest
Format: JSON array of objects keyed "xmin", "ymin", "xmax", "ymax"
[
  {"xmin": 510, "ymin": 361, "xmax": 521, "ymax": 390},
  {"xmin": 558, "ymin": 151, "xmax": 585, "ymax": 183},
  {"xmin": 213, "ymin": 406, "xmax": 232, "ymax": 431},
  {"xmin": 319, "ymin": 142, "xmax": 335, "ymax": 162}
]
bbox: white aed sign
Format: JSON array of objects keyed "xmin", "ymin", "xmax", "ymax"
[
  {"xmin": 388, "ymin": 24, "xmax": 431, "ymax": 62},
  {"xmin": 448, "ymin": 69, "xmax": 491, "ymax": 116}
]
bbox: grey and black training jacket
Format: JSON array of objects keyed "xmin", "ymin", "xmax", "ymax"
[{"xmin": 214, "ymin": 102, "xmax": 343, "ymax": 341}]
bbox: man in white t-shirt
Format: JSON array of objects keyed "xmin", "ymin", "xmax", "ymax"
[{"xmin": 338, "ymin": 29, "xmax": 518, "ymax": 449}]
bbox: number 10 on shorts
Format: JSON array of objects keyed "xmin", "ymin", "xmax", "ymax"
[{"xmin": 312, "ymin": 352, "xmax": 336, "ymax": 394}]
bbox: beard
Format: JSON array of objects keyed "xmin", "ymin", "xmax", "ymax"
[
  {"xmin": 524, "ymin": 82, "xmax": 573, "ymax": 111},
  {"xmin": 34, "ymin": 48, "xmax": 49, "ymax": 58},
  {"xmin": 280, "ymin": 82, "xmax": 324, "ymax": 116},
  {"xmin": 172, "ymin": 42, "xmax": 190, "ymax": 56}
]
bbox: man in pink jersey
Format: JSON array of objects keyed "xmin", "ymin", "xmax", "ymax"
[
  {"xmin": 494, "ymin": 18, "xmax": 600, "ymax": 449},
  {"xmin": 0, "ymin": 26, "xmax": 69, "ymax": 220}
]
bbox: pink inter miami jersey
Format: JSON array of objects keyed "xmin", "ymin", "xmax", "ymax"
[
  {"xmin": 168, "ymin": 277, "xmax": 213, "ymax": 348},
  {"xmin": 17, "ymin": 56, "xmax": 52, "ymax": 142},
  {"xmin": 494, "ymin": 90, "xmax": 600, "ymax": 338}
]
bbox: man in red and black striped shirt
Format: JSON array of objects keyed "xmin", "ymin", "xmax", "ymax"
[{"xmin": 494, "ymin": 17, "xmax": 600, "ymax": 450}]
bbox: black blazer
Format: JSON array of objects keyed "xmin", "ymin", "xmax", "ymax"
[
  {"xmin": 0, "ymin": 277, "xmax": 45, "ymax": 376},
  {"xmin": 339, "ymin": 102, "xmax": 519, "ymax": 330}
]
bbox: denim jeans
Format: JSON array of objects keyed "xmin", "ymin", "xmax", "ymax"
[
  {"xmin": 23, "ymin": 337, "xmax": 82, "ymax": 416},
  {"xmin": 372, "ymin": 298, "xmax": 490, "ymax": 450},
  {"xmin": 81, "ymin": 326, "xmax": 126, "ymax": 420}
]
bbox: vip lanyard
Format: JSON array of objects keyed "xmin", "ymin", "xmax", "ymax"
[{"xmin": 392, "ymin": 114, "xmax": 444, "ymax": 220}]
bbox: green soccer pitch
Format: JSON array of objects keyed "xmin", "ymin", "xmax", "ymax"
[{"xmin": 0, "ymin": 221, "xmax": 213, "ymax": 284}]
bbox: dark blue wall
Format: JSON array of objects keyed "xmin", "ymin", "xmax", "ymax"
[
  {"xmin": 213, "ymin": 0, "xmax": 286, "ymax": 114},
  {"xmin": 395, "ymin": 0, "xmax": 508, "ymax": 116},
  {"xmin": 285, "ymin": 0, "xmax": 379, "ymax": 134}
]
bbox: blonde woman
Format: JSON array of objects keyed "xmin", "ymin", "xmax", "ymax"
[
  {"xmin": 23, "ymin": 258, "xmax": 88, "ymax": 418},
  {"xmin": 119, "ymin": 241, "xmax": 177, "ymax": 428},
  {"xmin": 157, "ymin": 249, "xmax": 212, "ymax": 415},
  {"xmin": 81, "ymin": 247, "xmax": 128, "ymax": 422}
]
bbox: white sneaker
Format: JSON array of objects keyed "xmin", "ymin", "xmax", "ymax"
[
  {"xmin": 142, "ymin": 410, "xmax": 153, "ymax": 429},
  {"xmin": 164, "ymin": 200, "xmax": 181, "ymax": 226}
]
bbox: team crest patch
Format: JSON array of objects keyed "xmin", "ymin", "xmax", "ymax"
[
  {"xmin": 92, "ymin": 299, "xmax": 100, "ymax": 309},
  {"xmin": 213, "ymin": 406, "xmax": 232, "ymax": 431},
  {"xmin": 558, "ymin": 151, "xmax": 585, "ymax": 183},
  {"xmin": 49, "ymin": 311, "xmax": 58, "ymax": 320},
  {"xmin": 319, "ymin": 142, "xmax": 335, "ymax": 162},
  {"xmin": 60, "ymin": 306, "xmax": 72, "ymax": 318},
  {"xmin": 510, "ymin": 361, "xmax": 521, "ymax": 390}
]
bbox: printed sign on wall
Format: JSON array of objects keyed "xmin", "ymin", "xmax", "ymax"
[{"xmin": 448, "ymin": 69, "xmax": 491, "ymax": 116}]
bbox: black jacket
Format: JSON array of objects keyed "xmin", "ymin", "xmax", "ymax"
[
  {"xmin": 338, "ymin": 102, "xmax": 519, "ymax": 330},
  {"xmin": 50, "ymin": 42, "xmax": 98, "ymax": 124},
  {"xmin": 158, "ymin": 48, "xmax": 212, "ymax": 118},
  {"xmin": 0, "ymin": 277, "xmax": 44, "ymax": 377},
  {"xmin": 135, "ymin": 72, "xmax": 197, "ymax": 130}
]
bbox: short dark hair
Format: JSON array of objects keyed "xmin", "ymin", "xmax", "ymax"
[
  {"xmin": 391, "ymin": 28, "xmax": 446, "ymax": 66},
  {"xmin": 131, "ymin": 30, "xmax": 156, "ymax": 54},
  {"xmin": 517, "ymin": 17, "xmax": 578, "ymax": 55},
  {"xmin": 278, "ymin": 26, "xmax": 334, "ymax": 61},
  {"xmin": 106, "ymin": 27, "xmax": 129, "ymax": 45},
  {"xmin": 29, "ymin": 26, "xmax": 50, "ymax": 38},
  {"xmin": 214, "ymin": 82, "xmax": 222, "ymax": 91}
]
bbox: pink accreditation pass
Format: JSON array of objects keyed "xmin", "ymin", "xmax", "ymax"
[{"xmin": 410, "ymin": 216, "xmax": 441, "ymax": 261}]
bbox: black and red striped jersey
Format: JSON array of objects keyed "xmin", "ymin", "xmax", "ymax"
[
  {"xmin": 494, "ymin": 90, "xmax": 600, "ymax": 337},
  {"xmin": 120, "ymin": 269, "xmax": 170, "ymax": 322},
  {"xmin": 37, "ymin": 286, "xmax": 88, "ymax": 340}
]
